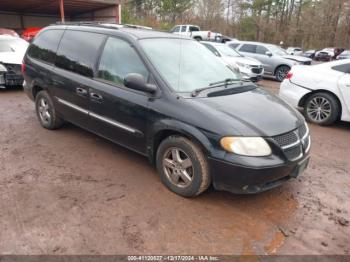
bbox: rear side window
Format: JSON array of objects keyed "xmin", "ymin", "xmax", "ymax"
[
  {"xmin": 55, "ymin": 30, "xmax": 105, "ymax": 77},
  {"xmin": 27, "ymin": 30, "xmax": 64, "ymax": 64},
  {"xmin": 332, "ymin": 64, "xmax": 350, "ymax": 73},
  {"xmin": 181, "ymin": 26, "xmax": 187, "ymax": 32},
  {"xmin": 239, "ymin": 44, "xmax": 257, "ymax": 53},
  {"xmin": 189, "ymin": 26, "xmax": 199, "ymax": 32},
  {"xmin": 97, "ymin": 37, "xmax": 149, "ymax": 86}
]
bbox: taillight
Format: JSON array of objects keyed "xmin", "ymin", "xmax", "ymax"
[
  {"xmin": 286, "ymin": 72, "xmax": 293, "ymax": 79},
  {"xmin": 208, "ymin": 31, "xmax": 211, "ymax": 38},
  {"xmin": 21, "ymin": 62, "xmax": 26, "ymax": 74}
]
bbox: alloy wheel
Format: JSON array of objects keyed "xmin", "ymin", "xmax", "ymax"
[
  {"xmin": 306, "ymin": 96, "xmax": 331, "ymax": 123},
  {"xmin": 38, "ymin": 97, "xmax": 51, "ymax": 125},
  {"xmin": 276, "ymin": 66, "xmax": 290, "ymax": 81},
  {"xmin": 163, "ymin": 147, "xmax": 194, "ymax": 188}
]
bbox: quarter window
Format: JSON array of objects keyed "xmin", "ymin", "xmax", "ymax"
[
  {"xmin": 55, "ymin": 30, "xmax": 105, "ymax": 77},
  {"xmin": 97, "ymin": 37, "xmax": 149, "ymax": 86},
  {"xmin": 239, "ymin": 44, "xmax": 257, "ymax": 53},
  {"xmin": 27, "ymin": 30, "xmax": 64, "ymax": 64}
]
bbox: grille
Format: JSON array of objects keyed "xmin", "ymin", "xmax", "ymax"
[
  {"xmin": 271, "ymin": 124, "xmax": 309, "ymax": 161},
  {"xmin": 251, "ymin": 67, "xmax": 263, "ymax": 74},
  {"xmin": 4, "ymin": 64, "xmax": 21, "ymax": 75},
  {"xmin": 5, "ymin": 74, "xmax": 23, "ymax": 86},
  {"xmin": 272, "ymin": 131, "xmax": 298, "ymax": 148},
  {"xmin": 284, "ymin": 145, "xmax": 303, "ymax": 161}
]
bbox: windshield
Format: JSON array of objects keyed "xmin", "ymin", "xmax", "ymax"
[
  {"xmin": 0, "ymin": 38, "xmax": 28, "ymax": 53},
  {"xmin": 215, "ymin": 44, "xmax": 242, "ymax": 57},
  {"xmin": 140, "ymin": 38, "xmax": 240, "ymax": 92},
  {"xmin": 267, "ymin": 44, "xmax": 288, "ymax": 56}
]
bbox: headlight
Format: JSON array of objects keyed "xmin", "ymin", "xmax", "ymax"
[
  {"xmin": 220, "ymin": 137, "xmax": 272, "ymax": 156},
  {"xmin": 236, "ymin": 62, "xmax": 250, "ymax": 69}
]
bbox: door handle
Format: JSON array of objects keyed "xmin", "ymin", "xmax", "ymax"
[
  {"xmin": 90, "ymin": 92, "xmax": 103, "ymax": 101},
  {"xmin": 76, "ymin": 87, "xmax": 88, "ymax": 96}
]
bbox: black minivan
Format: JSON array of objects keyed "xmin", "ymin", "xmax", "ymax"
[{"xmin": 22, "ymin": 24, "xmax": 311, "ymax": 197}]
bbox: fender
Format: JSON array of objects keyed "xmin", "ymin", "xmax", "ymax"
[{"xmin": 147, "ymin": 118, "xmax": 216, "ymax": 163}]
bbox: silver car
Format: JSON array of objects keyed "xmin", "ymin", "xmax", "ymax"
[
  {"xmin": 202, "ymin": 41, "xmax": 264, "ymax": 82},
  {"xmin": 227, "ymin": 41, "xmax": 312, "ymax": 82}
]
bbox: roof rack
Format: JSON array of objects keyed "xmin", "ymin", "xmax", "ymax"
[{"xmin": 53, "ymin": 21, "xmax": 153, "ymax": 30}]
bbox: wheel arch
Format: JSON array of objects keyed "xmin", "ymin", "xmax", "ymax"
[
  {"xmin": 274, "ymin": 64, "xmax": 291, "ymax": 76},
  {"xmin": 147, "ymin": 120, "xmax": 214, "ymax": 165},
  {"xmin": 299, "ymin": 89, "xmax": 343, "ymax": 119}
]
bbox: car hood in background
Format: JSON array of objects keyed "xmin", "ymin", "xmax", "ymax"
[
  {"xmin": 223, "ymin": 56, "xmax": 262, "ymax": 66},
  {"xmin": 189, "ymin": 87, "xmax": 304, "ymax": 137},
  {"xmin": 282, "ymin": 54, "xmax": 312, "ymax": 63},
  {"xmin": 0, "ymin": 51, "xmax": 27, "ymax": 65}
]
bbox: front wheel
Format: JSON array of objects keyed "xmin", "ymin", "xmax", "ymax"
[
  {"xmin": 304, "ymin": 92, "xmax": 340, "ymax": 126},
  {"xmin": 156, "ymin": 136, "xmax": 211, "ymax": 197},
  {"xmin": 275, "ymin": 65, "xmax": 291, "ymax": 82}
]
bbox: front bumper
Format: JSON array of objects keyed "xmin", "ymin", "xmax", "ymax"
[
  {"xmin": 209, "ymin": 155, "xmax": 310, "ymax": 194},
  {"xmin": 240, "ymin": 67, "xmax": 264, "ymax": 82}
]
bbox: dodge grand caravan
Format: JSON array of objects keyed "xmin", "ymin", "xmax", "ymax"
[{"xmin": 22, "ymin": 24, "xmax": 311, "ymax": 197}]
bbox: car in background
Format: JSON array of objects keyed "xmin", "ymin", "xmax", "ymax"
[
  {"xmin": 286, "ymin": 47, "xmax": 303, "ymax": 56},
  {"xmin": 0, "ymin": 28, "xmax": 19, "ymax": 37},
  {"xmin": 0, "ymin": 35, "xmax": 29, "ymax": 88},
  {"xmin": 302, "ymin": 50, "xmax": 317, "ymax": 59},
  {"xmin": 337, "ymin": 50, "xmax": 350, "ymax": 60},
  {"xmin": 221, "ymin": 36, "xmax": 239, "ymax": 43},
  {"xmin": 21, "ymin": 27, "xmax": 42, "ymax": 42},
  {"xmin": 202, "ymin": 41, "xmax": 264, "ymax": 82},
  {"xmin": 315, "ymin": 48, "xmax": 334, "ymax": 61},
  {"xmin": 229, "ymin": 41, "xmax": 312, "ymax": 82},
  {"xmin": 280, "ymin": 60, "xmax": 350, "ymax": 125},
  {"xmin": 170, "ymin": 24, "xmax": 222, "ymax": 42}
]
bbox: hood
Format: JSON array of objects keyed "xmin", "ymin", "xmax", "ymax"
[
  {"xmin": 282, "ymin": 54, "xmax": 311, "ymax": 62},
  {"xmin": 222, "ymin": 56, "xmax": 262, "ymax": 66},
  {"xmin": 0, "ymin": 51, "xmax": 26, "ymax": 65},
  {"xmin": 188, "ymin": 87, "xmax": 304, "ymax": 137}
]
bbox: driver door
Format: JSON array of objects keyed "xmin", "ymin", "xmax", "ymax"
[{"xmin": 255, "ymin": 45, "xmax": 274, "ymax": 75}]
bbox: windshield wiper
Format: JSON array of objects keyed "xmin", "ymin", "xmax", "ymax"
[{"xmin": 191, "ymin": 78, "xmax": 241, "ymax": 97}]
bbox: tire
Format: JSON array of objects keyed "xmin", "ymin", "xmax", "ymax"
[
  {"xmin": 275, "ymin": 65, "xmax": 291, "ymax": 82},
  {"xmin": 35, "ymin": 90, "xmax": 64, "ymax": 130},
  {"xmin": 194, "ymin": 37, "xmax": 202, "ymax": 41},
  {"xmin": 304, "ymin": 92, "xmax": 340, "ymax": 126},
  {"xmin": 156, "ymin": 136, "xmax": 211, "ymax": 197}
]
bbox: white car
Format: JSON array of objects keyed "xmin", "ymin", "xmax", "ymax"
[
  {"xmin": 0, "ymin": 35, "xmax": 29, "ymax": 88},
  {"xmin": 280, "ymin": 60, "xmax": 350, "ymax": 125},
  {"xmin": 286, "ymin": 47, "xmax": 303, "ymax": 56},
  {"xmin": 170, "ymin": 25, "xmax": 222, "ymax": 42},
  {"xmin": 202, "ymin": 41, "xmax": 264, "ymax": 82}
]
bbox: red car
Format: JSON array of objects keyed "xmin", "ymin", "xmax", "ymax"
[
  {"xmin": 21, "ymin": 27, "xmax": 42, "ymax": 42},
  {"xmin": 0, "ymin": 28, "xmax": 19, "ymax": 37}
]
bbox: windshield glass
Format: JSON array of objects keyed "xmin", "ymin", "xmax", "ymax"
[
  {"xmin": 140, "ymin": 38, "xmax": 240, "ymax": 92},
  {"xmin": 267, "ymin": 44, "xmax": 288, "ymax": 56},
  {"xmin": 0, "ymin": 38, "xmax": 28, "ymax": 53},
  {"xmin": 215, "ymin": 44, "xmax": 242, "ymax": 57}
]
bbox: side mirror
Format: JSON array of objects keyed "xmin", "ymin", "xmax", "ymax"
[
  {"xmin": 266, "ymin": 51, "xmax": 273, "ymax": 57},
  {"xmin": 124, "ymin": 73, "xmax": 157, "ymax": 94}
]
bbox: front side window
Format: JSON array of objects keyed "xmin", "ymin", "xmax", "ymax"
[
  {"xmin": 239, "ymin": 44, "xmax": 257, "ymax": 53},
  {"xmin": 140, "ymin": 38, "xmax": 240, "ymax": 93},
  {"xmin": 171, "ymin": 26, "xmax": 180, "ymax": 33},
  {"xmin": 98, "ymin": 37, "xmax": 149, "ymax": 86},
  {"xmin": 55, "ymin": 30, "xmax": 105, "ymax": 77},
  {"xmin": 256, "ymin": 45, "xmax": 268, "ymax": 55},
  {"xmin": 27, "ymin": 30, "xmax": 63, "ymax": 64}
]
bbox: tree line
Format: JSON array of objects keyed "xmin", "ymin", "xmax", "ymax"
[{"xmin": 121, "ymin": 0, "xmax": 350, "ymax": 49}]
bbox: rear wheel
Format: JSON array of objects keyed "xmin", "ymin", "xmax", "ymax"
[
  {"xmin": 194, "ymin": 36, "xmax": 202, "ymax": 41},
  {"xmin": 275, "ymin": 65, "xmax": 291, "ymax": 82},
  {"xmin": 156, "ymin": 136, "xmax": 210, "ymax": 197},
  {"xmin": 35, "ymin": 90, "xmax": 64, "ymax": 130},
  {"xmin": 304, "ymin": 92, "xmax": 340, "ymax": 126}
]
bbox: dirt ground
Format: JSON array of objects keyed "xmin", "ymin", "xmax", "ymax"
[{"xmin": 0, "ymin": 80, "xmax": 349, "ymax": 255}]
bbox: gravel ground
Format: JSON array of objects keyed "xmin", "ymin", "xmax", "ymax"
[{"xmin": 0, "ymin": 80, "xmax": 349, "ymax": 255}]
